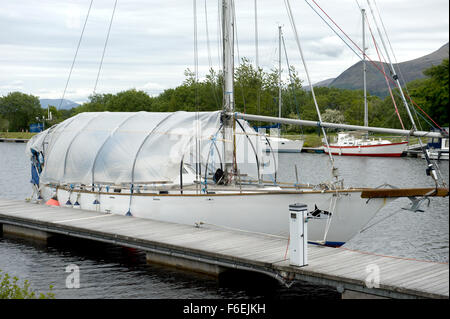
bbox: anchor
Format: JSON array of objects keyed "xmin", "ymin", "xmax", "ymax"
[{"xmin": 402, "ymin": 196, "xmax": 431, "ymax": 212}]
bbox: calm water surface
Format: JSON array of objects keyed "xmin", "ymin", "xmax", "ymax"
[{"xmin": 0, "ymin": 142, "xmax": 448, "ymax": 298}]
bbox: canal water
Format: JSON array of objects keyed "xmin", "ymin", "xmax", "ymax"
[{"xmin": 0, "ymin": 142, "xmax": 448, "ymax": 299}]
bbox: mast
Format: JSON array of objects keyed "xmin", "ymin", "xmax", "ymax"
[
  {"xmin": 362, "ymin": 9, "xmax": 368, "ymax": 128},
  {"xmin": 222, "ymin": 0, "xmax": 235, "ymax": 183},
  {"xmin": 278, "ymin": 26, "xmax": 282, "ymax": 119}
]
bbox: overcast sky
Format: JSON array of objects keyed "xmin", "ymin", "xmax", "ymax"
[{"xmin": 0, "ymin": 0, "xmax": 448, "ymax": 104}]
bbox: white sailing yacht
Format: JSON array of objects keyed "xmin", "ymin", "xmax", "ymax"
[
  {"xmin": 26, "ymin": 0, "xmax": 447, "ymax": 247},
  {"xmin": 324, "ymin": 8, "xmax": 408, "ymax": 157}
]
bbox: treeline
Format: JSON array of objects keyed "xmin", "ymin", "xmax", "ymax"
[{"xmin": 1, "ymin": 58, "xmax": 448, "ymax": 132}]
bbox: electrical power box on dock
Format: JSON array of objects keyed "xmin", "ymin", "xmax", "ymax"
[{"xmin": 289, "ymin": 203, "xmax": 308, "ymax": 267}]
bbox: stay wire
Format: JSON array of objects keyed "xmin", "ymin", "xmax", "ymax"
[
  {"xmin": 304, "ymin": 0, "xmax": 362, "ymax": 60},
  {"xmin": 204, "ymin": 0, "xmax": 220, "ymax": 109},
  {"xmin": 365, "ymin": 10, "xmax": 405, "ymax": 129},
  {"xmin": 284, "ymin": 0, "xmax": 337, "ymax": 177},
  {"xmin": 193, "ymin": 0, "xmax": 201, "ymax": 188},
  {"xmin": 281, "ymin": 33, "xmax": 304, "ymax": 135},
  {"xmin": 93, "ymin": 0, "xmax": 118, "ymax": 95},
  {"xmin": 254, "ymin": 0, "xmax": 261, "ymax": 121},
  {"xmin": 372, "ymin": 0, "xmax": 424, "ymax": 131},
  {"xmin": 58, "ymin": 0, "xmax": 94, "ymax": 110},
  {"xmin": 232, "ymin": 2, "xmax": 248, "ymax": 114},
  {"xmin": 309, "ymin": 0, "xmax": 445, "ymax": 132}
]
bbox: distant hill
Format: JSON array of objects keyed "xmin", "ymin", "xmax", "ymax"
[
  {"xmin": 311, "ymin": 78, "xmax": 335, "ymax": 88},
  {"xmin": 323, "ymin": 43, "xmax": 449, "ymax": 97},
  {"xmin": 39, "ymin": 99, "xmax": 79, "ymax": 110}
]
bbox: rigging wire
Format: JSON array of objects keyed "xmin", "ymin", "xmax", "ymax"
[
  {"xmin": 254, "ymin": 0, "xmax": 262, "ymax": 121},
  {"xmin": 58, "ymin": 0, "xmax": 94, "ymax": 110},
  {"xmin": 217, "ymin": 0, "xmax": 223, "ymax": 76},
  {"xmin": 366, "ymin": 0, "xmax": 444, "ymax": 188},
  {"xmin": 93, "ymin": 0, "xmax": 118, "ymax": 94},
  {"xmin": 284, "ymin": 0, "xmax": 338, "ymax": 181},
  {"xmin": 365, "ymin": 10, "xmax": 405, "ymax": 129},
  {"xmin": 372, "ymin": 0, "xmax": 424, "ymax": 131},
  {"xmin": 204, "ymin": 0, "xmax": 220, "ymax": 109},
  {"xmin": 281, "ymin": 33, "xmax": 304, "ymax": 135},
  {"xmin": 368, "ymin": 1, "xmax": 441, "ymax": 131},
  {"xmin": 304, "ymin": 0, "xmax": 362, "ymax": 60},
  {"xmin": 307, "ymin": 0, "xmax": 446, "ymax": 133},
  {"xmin": 373, "ymin": 1, "xmax": 410, "ymax": 92},
  {"xmin": 365, "ymin": 0, "xmax": 416, "ymax": 130},
  {"xmin": 232, "ymin": 2, "xmax": 248, "ymax": 113},
  {"xmin": 193, "ymin": 0, "xmax": 201, "ymax": 191}
]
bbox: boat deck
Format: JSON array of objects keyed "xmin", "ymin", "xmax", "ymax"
[{"xmin": 0, "ymin": 198, "xmax": 448, "ymax": 299}]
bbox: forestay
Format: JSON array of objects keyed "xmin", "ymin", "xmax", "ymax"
[{"xmin": 26, "ymin": 111, "xmax": 270, "ymax": 186}]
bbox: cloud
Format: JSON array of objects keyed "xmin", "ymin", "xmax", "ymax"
[
  {"xmin": 0, "ymin": 80, "xmax": 24, "ymax": 91},
  {"xmin": 0, "ymin": 0, "xmax": 448, "ymax": 102},
  {"xmin": 308, "ymin": 37, "xmax": 347, "ymax": 58},
  {"xmin": 138, "ymin": 82, "xmax": 166, "ymax": 94},
  {"xmin": 65, "ymin": 4, "xmax": 82, "ymax": 29}
]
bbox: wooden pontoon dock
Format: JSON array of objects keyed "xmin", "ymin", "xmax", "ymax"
[{"xmin": 0, "ymin": 198, "xmax": 447, "ymax": 299}]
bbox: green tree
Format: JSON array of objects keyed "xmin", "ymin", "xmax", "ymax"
[
  {"xmin": 0, "ymin": 92, "xmax": 43, "ymax": 131},
  {"xmin": 408, "ymin": 59, "xmax": 449, "ymax": 126},
  {"xmin": 322, "ymin": 109, "xmax": 345, "ymax": 125},
  {"xmin": 75, "ymin": 89, "xmax": 154, "ymax": 113},
  {"xmin": 0, "ymin": 116, "xmax": 9, "ymax": 131}
]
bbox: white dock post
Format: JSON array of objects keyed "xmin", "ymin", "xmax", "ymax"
[{"xmin": 289, "ymin": 203, "xmax": 308, "ymax": 267}]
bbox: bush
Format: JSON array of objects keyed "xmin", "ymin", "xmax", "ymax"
[{"xmin": 0, "ymin": 269, "xmax": 55, "ymax": 299}]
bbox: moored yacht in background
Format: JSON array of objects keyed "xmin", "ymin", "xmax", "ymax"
[{"xmin": 324, "ymin": 131, "xmax": 408, "ymax": 157}]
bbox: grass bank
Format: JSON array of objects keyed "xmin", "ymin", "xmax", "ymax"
[{"xmin": 0, "ymin": 132, "xmax": 36, "ymax": 139}]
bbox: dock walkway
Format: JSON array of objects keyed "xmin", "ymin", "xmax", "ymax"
[
  {"xmin": 0, "ymin": 138, "xmax": 29, "ymax": 143},
  {"xmin": 0, "ymin": 198, "xmax": 447, "ymax": 299}
]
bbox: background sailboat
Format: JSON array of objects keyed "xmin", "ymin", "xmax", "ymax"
[{"xmin": 324, "ymin": 8, "xmax": 408, "ymax": 157}]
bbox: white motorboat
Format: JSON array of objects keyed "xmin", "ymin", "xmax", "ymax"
[
  {"xmin": 421, "ymin": 128, "xmax": 449, "ymax": 160},
  {"xmin": 263, "ymin": 135, "xmax": 304, "ymax": 153}
]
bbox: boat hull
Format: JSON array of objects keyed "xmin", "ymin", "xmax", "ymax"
[
  {"xmin": 421, "ymin": 151, "xmax": 449, "ymax": 160},
  {"xmin": 41, "ymin": 186, "xmax": 392, "ymax": 246},
  {"xmin": 324, "ymin": 142, "xmax": 408, "ymax": 157},
  {"xmin": 264, "ymin": 138, "xmax": 304, "ymax": 153}
]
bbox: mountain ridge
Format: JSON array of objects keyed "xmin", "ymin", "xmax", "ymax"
[
  {"xmin": 39, "ymin": 99, "xmax": 79, "ymax": 110},
  {"xmin": 313, "ymin": 42, "xmax": 449, "ymax": 97}
]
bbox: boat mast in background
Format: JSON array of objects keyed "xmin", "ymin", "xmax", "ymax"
[
  {"xmin": 222, "ymin": 0, "xmax": 235, "ymax": 184},
  {"xmin": 278, "ymin": 25, "xmax": 282, "ymax": 119},
  {"xmin": 362, "ymin": 8, "xmax": 368, "ymax": 128}
]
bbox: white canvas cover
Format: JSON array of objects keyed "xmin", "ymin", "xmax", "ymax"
[{"xmin": 26, "ymin": 111, "xmax": 274, "ymax": 186}]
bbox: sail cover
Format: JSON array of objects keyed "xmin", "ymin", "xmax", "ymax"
[{"xmin": 26, "ymin": 111, "xmax": 274, "ymax": 186}]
